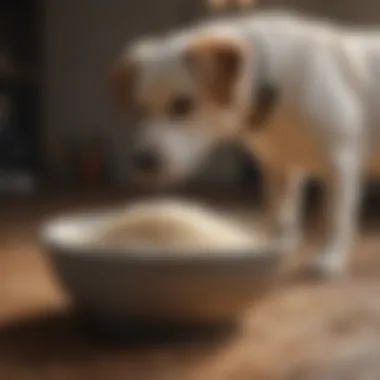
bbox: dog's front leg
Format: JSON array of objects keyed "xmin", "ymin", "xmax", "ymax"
[
  {"xmin": 263, "ymin": 167, "xmax": 306, "ymax": 255},
  {"xmin": 310, "ymin": 150, "xmax": 361, "ymax": 277}
]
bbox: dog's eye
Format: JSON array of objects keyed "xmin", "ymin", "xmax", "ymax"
[{"xmin": 168, "ymin": 95, "xmax": 194, "ymax": 118}]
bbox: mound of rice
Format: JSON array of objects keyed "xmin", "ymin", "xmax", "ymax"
[{"xmin": 88, "ymin": 198, "xmax": 265, "ymax": 254}]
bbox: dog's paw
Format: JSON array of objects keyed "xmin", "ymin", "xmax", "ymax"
[{"xmin": 302, "ymin": 251, "xmax": 347, "ymax": 281}]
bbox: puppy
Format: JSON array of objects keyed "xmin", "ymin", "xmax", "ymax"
[{"xmin": 110, "ymin": 10, "xmax": 379, "ymax": 276}]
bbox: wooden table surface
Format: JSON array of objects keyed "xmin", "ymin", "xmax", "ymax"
[{"xmin": 2, "ymin": 191, "xmax": 380, "ymax": 380}]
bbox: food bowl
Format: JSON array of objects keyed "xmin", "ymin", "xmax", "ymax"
[{"xmin": 42, "ymin": 208, "xmax": 282, "ymax": 327}]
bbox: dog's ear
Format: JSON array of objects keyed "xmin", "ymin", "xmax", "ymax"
[
  {"xmin": 109, "ymin": 56, "xmax": 136, "ymax": 109},
  {"xmin": 184, "ymin": 34, "xmax": 245, "ymax": 104}
]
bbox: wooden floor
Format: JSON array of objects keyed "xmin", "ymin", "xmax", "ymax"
[{"xmin": 1, "ymin": 190, "xmax": 380, "ymax": 379}]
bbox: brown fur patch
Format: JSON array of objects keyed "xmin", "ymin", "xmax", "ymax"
[{"xmin": 184, "ymin": 34, "xmax": 245, "ymax": 105}]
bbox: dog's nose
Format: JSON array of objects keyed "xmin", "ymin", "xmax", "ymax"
[{"xmin": 131, "ymin": 149, "xmax": 161, "ymax": 173}]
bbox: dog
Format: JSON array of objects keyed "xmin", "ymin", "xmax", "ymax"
[{"xmin": 110, "ymin": 10, "xmax": 380, "ymax": 277}]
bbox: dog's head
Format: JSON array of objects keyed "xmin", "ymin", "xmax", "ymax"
[{"xmin": 111, "ymin": 28, "xmax": 253, "ymax": 187}]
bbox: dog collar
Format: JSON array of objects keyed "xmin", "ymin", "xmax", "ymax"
[{"xmin": 247, "ymin": 44, "xmax": 279, "ymax": 129}]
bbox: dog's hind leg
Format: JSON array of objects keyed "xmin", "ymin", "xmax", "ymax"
[{"xmin": 309, "ymin": 149, "xmax": 362, "ymax": 277}]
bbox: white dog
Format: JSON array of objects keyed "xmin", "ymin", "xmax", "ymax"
[{"xmin": 110, "ymin": 10, "xmax": 380, "ymax": 276}]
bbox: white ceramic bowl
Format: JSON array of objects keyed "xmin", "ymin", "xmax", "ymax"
[{"xmin": 42, "ymin": 211, "xmax": 282, "ymax": 325}]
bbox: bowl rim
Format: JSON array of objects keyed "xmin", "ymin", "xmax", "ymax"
[{"xmin": 40, "ymin": 210, "xmax": 282, "ymax": 263}]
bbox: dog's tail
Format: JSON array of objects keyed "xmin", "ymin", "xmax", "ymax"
[{"xmin": 207, "ymin": 0, "xmax": 257, "ymax": 11}]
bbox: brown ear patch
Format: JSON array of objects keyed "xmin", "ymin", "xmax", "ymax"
[
  {"xmin": 109, "ymin": 56, "xmax": 137, "ymax": 110},
  {"xmin": 185, "ymin": 34, "xmax": 245, "ymax": 105}
]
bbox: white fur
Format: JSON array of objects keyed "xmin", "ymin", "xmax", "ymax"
[{"xmin": 122, "ymin": 10, "xmax": 380, "ymax": 275}]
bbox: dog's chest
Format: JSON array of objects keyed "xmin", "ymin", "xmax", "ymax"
[{"xmin": 245, "ymin": 106, "xmax": 330, "ymax": 173}]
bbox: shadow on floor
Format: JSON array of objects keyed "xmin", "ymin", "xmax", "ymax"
[{"xmin": 0, "ymin": 309, "xmax": 236, "ymax": 365}]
